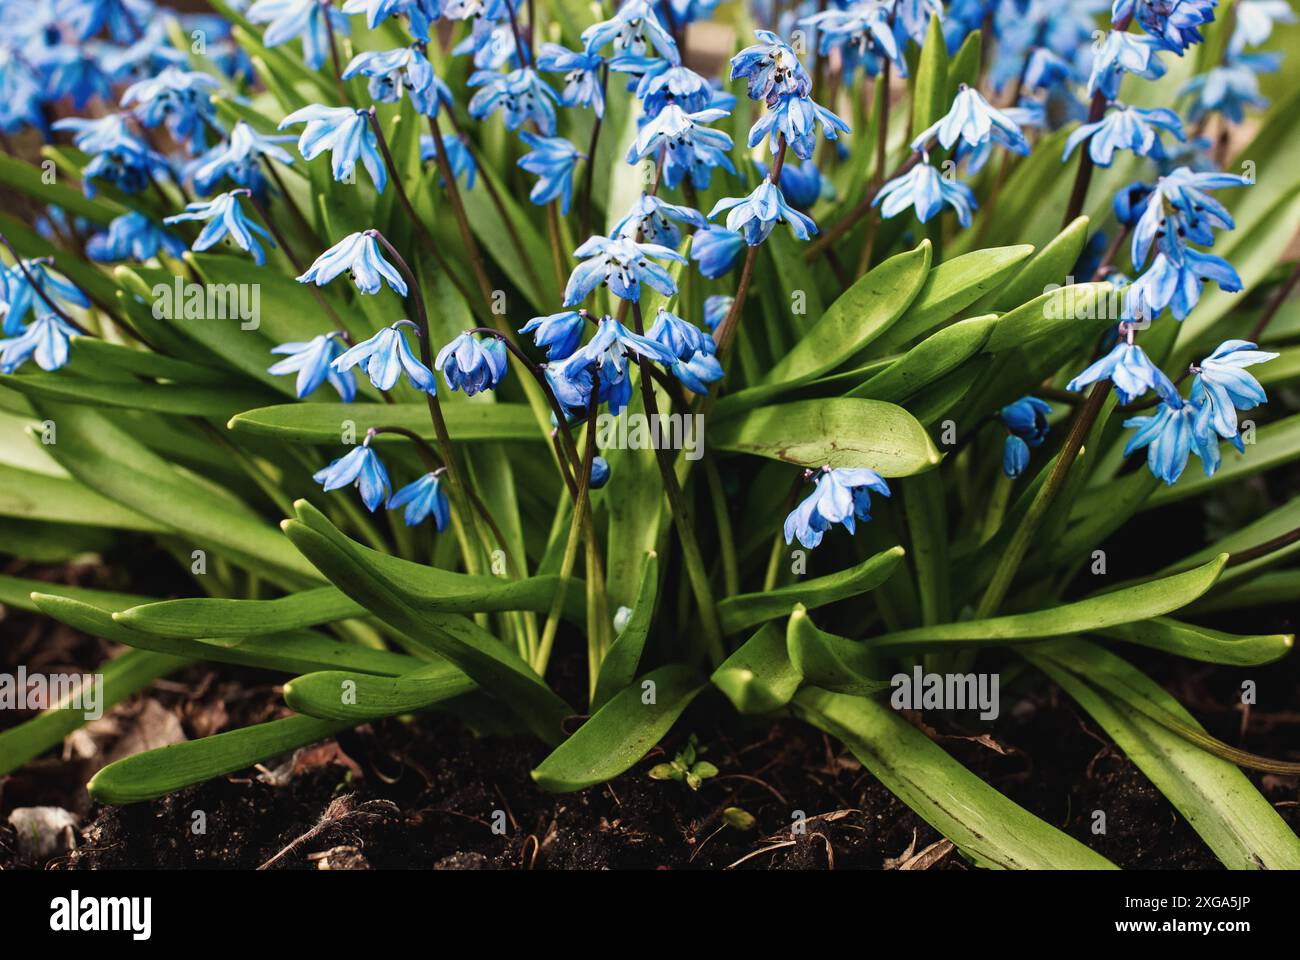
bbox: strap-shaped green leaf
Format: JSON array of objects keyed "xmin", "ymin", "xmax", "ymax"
[
  {"xmin": 1096, "ymin": 618, "xmax": 1293, "ymax": 667},
  {"xmin": 786, "ymin": 605, "xmax": 892, "ymax": 696},
  {"xmin": 116, "ymin": 586, "xmax": 366, "ymax": 638},
  {"xmin": 873, "ymin": 554, "xmax": 1228, "ymax": 652},
  {"xmin": 531, "ymin": 664, "xmax": 705, "ymax": 792},
  {"xmin": 718, "ymin": 545, "xmax": 905, "ymax": 635},
  {"xmin": 850, "ymin": 315, "xmax": 997, "ymax": 405},
  {"xmin": 88, "ymin": 715, "xmax": 353, "ymax": 805},
  {"xmin": 283, "ymin": 662, "xmax": 477, "ymax": 721},
  {"xmin": 792, "ymin": 688, "xmax": 1117, "ymax": 869},
  {"xmin": 1023, "ymin": 640, "xmax": 1300, "ymax": 869},
  {"xmin": 710, "ymin": 398, "xmax": 941, "ymax": 475},
  {"xmin": 989, "ymin": 216, "xmax": 1090, "ymax": 312},
  {"xmin": 591, "ymin": 551, "xmax": 658, "ymax": 711},
  {"xmin": 0, "ymin": 371, "xmax": 279, "ymax": 418},
  {"xmin": 228, "ymin": 401, "xmax": 542, "ymax": 444},
  {"xmin": 712, "ymin": 621, "xmax": 803, "ymax": 714}
]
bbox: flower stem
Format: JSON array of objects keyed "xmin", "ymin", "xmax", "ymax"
[
  {"xmin": 579, "ymin": 65, "xmax": 609, "ymax": 239},
  {"xmin": 0, "ymin": 233, "xmax": 91, "ymax": 334},
  {"xmin": 319, "ymin": 0, "xmax": 351, "ymax": 106},
  {"xmin": 1248, "ymin": 258, "xmax": 1300, "ymax": 342}
]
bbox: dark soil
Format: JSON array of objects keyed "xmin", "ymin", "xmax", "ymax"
[{"xmin": 2, "ymin": 552, "xmax": 1297, "ymax": 871}]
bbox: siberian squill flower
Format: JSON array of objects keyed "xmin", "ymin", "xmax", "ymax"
[
  {"xmin": 749, "ymin": 92, "xmax": 849, "ymax": 160},
  {"xmin": 389, "ymin": 471, "xmax": 451, "ymax": 528},
  {"xmin": 1066, "ymin": 333, "xmax": 1177, "ymax": 404},
  {"xmin": 582, "ymin": 0, "xmax": 680, "ymax": 63},
  {"xmin": 1115, "ymin": 0, "xmax": 1217, "ymax": 54},
  {"xmin": 1131, "ymin": 167, "xmax": 1248, "ymax": 267},
  {"xmin": 247, "ymin": 0, "xmax": 351, "ymax": 71},
  {"xmin": 671, "ymin": 335, "xmax": 723, "ymax": 395},
  {"xmin": 38, "ymin": 45, "xmax": 113, "ymax": 108},
  {"xmin": 1180, "ymin": 59, "xmax": 1273, "ymax": 123},
  {"xmin": 912, "ymin": 84, "xmax": 1030, "ymax": 157},
  {"xmin": 563, "ymin": 235, "xmax": 686, "ymax": 305},
  {"xmin": 709, "ymin": 179, "xmax": 818, "ymax": 245},
  {"xmin": 1124, "ymin": 248, "xmax": 1241, "ymax": 321},
  {"xmin": 297, "ymin": 231, "xmax": 408, "ymax": 296},
  {"xmin": 343, "ymin": 47, "xmax": 450, "ymax": 116},
  {"xmin": 784, "ymin": 466, "xmax": 891, "ymax": 549},
  {"xmin": 52, "ymin": 114, "xmax": 169, "ymax": 197},
  {"xmin": 279, "ymin": 106, "xmax": 386, "ymax": 192},
  {"xmin": 646, "ymin": 307, "xmax": 705, "ymax": 360},
  {"xmin": 1088, "ymin": 30, "xmax": 1167, "ymax": 101},
  {"xmin": 2, "ymin": 259, "xmax": 91, "ymax": 333},
  {"xmin": 164, "ymin": 192, "xmax": 273, "ymax": 265},
  {"xmin": 1229, "ymin": 0, "xmax": 1296, "ymax": 54},
  {"xmin": 0, "ymin": 314, "xmax": 80, "ymax": 374},
  {"xmin": 436, "ymin": 332, "xmax": 508, "ymax": 396},
  {"xmin": 702, "ymin": 294, "xmax": 733, "ymax": 331},
  {"xmin": 588, "ymin": 456, "xmax": 611, "ymax": 489},
  {"xmin": 86, "ymin": 211, "xmax": 186, "ymax": 263},
  {"xmin": 468, "ymin": 68, "xmax": 560, "ymax": 135},
  {"xmin": 58, "ymin": 0, "xmax": 154, "ymax": 43},
  {"xmin": 757, "ymin": 159, "xmax": 827, "ymax": 210},
  {"xmin": 1123, "ymin": 396, "xmax": 1220, "ymax": 484},
  {"xmin": 626, "ymin": 59, "xmax": 714, "ymax": 116},
  {"xmin": 1190, "ymin": 339, "xmax": 1276, "ymax": 440},
  {"xmin": 1063, "ymin": 104, "xmax": 1184, "ymax": 167},
  {"xmin": 268, "ymin": 332, "xmax": 357, "ymax": 401},
  {"xmin": 517, "ymin": 133, "xmax": 583, "ymax": 214},
  {"xmin": 520, "ymin": 310, "xmax": 585, "ymax": 361},
  {"xmin": 185, "ymin": 121, "xmax": 296, "ymax": 196},
  {"xmin": 875, "ymin": 162, "xmax": 976, "ymax": 227},
  {"xmin": 625, "ymin": 103, "xmax": 735, "ymax": 189},
  {"xmin": 420, "ymin": 133, "xmax": 476, "ymax": 188},
  {"xmin": 536, "ymin": 44, "xmax": 606, "ymax": 116},
  {"xmin": 731, "ymin": 29, "xmax": 812, "ymax": 104},
  {"xmin": 998, "ymin": 396, "xmax": 1052, "ymax": 478},
  {"xmin": 332, "ymin": 321, "xmax": 437, "ymax": 394},
  {"xmin": 800, "ymin": 6, "xmax": 904, "ymax": 81},
  {"xmin": 120, "ymin": 67, "xmax": 220, "ymax": 152},
  {"xmin": 612, "ymin": 194, "xmax": 706, "ymax": 247},
  {"xmin": 452, "ymin": 17, "xmax": 519, "ymax": 70},
  {"xmin": 691, "ymin": 227, "xmax": 745, "ymax": 278},
  {"xmin": 314, "ymin": 434, "xmax": 391, "ymax": 511}
]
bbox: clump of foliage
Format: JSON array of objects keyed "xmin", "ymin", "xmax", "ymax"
[{"xmin": 1, "ymin": 0, "xmax": 1299, "ymax": 870}]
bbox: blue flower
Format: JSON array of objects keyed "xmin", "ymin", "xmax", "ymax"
[
  {"xmin": 612, "ymin": 194, "xmax": 705, "ymax": 247},
  {"xmin": 709, "ymin": 179, "xmax": 818, "ymax": 245},
  {"xmin": 582, "ymin": 0, "xmax": 679, "ymax": 64},
  {"xmin": 563, "ymin": 235, "xmax": 686, "ymax": 305},
  {"xmin": 1180, "ymin": 61, "xmax": 1271, "ymax": 123},
  {"xmin": 247, "ymin": 0, "xmax": 351, "ymax": 71},
  {"xmin": 1066, "ymin": 336, "xmax": 1178, "ymax": 405},
  {"xmin": 435, "ymin": 332, "xmax": 508, "ymax": 396},
  {"xmin": 588, "ymin": 456, "xmax": 611, "ymax": 489},
  {"xmin": 1191, "ymin": 338, "xmax": 1276, "ymax": 440},
  {"xmin": 332, "ymin": 321, "xmax": 437, "ymax": 394},
  {"xmin": 52, "ymin": 114, "xmax": 170, "ymax": 198},
  {"xmin": 120, "ymin": 67, "xmax": 220, "ymax": 152},
  {"xmin": 1131, "ymin": 167, "xmax": 1248, "ymax": 268},
  {"xmin": 1088, "ymin": 30, "xmax": 1167, "ymax": 101},
  {"xmin": 625, "ymin": 58, "xmax": 714, "ymax": 116},
  {"xmin": 749, "ymin": 91, "xmax": 849, "ymax": 161},
  {"xmin": 186, "ymin": 121, "xmax": 296, "ymax": 196},
  {"xmin": 1230, "ymin": 0, "xmax": 1296, "ymax": 54},
  {"xmin": 1123, "ymin": 396, "xmax": 1220, "ymax": 485},
  {"xmin": 731, "ymin": 29, "xmax": 812, "ymax": 104},
  {"xmin": 314, "ymin": 437, "xmax": 391, "ymax": 511},
  {"xmin": 164, "ymin": 192, "xmax": 273, "ymax": 266},
  {"xmin": 468, "ymin": 68, "xmax": 560, "ymax": 135},
  {"xmin": 1124, "ymin": 248, "xmax": 1241, "ymax": 322},
  {"xmin": 388, "ymin": 471, "xmax": 451, "ymax": 528},
  {"xmin": 279, "ymin": 105, "xmax": 386, "ymax": 193},
  {"xmin": 1115, "ymin": 0, "xmax": 1217, "ymax": 53},
  {"xmin": 517, "ymin": 132, "xmax": 583, "ymax": 214},
  {"xmin": 626, "ymin": 103, "xmax": 735, "ymax": 189},
  {"xmin": 671, "ymin": 334, "xmax": 723, "ymax": 394},
  {"xmin": 893, "ymin": 0, "xmax": 946, "ymax": 46},
  {"xmin": 1, "ymin": 259, "xmax": 90, "ymax": 334},
  {"xmin": 296, "ymin": 231, "xmax": 407, "ymax": 296},
  {"xmin": 646, "ymin": 306, "xmax": 705, "ymax": 360},
  {"xmin": 269, "ymin": 332, "xmax": 357, "ymax": 401},
  {"xmin": 691, "ymin": 227, "xmax": 745, "ymax": 279},
  {"xmin": 343, "ymin": 46, "xmax": 450, "ymax": 116},
  {"xmin": 783, "ymin": 466, "xmax": 891, "ymax": 549},
  {"xmin": 570, "ymin": 314, "xmax": 675, "ymax": 371},
  {"xmin": 800, "ymin": 7, "xmax": 903, "ymax": 81},
  {"xmin": 1063, "ymin": 105, "xmax": 1184, "ymax": 167},
  {"xmin": 912, "ymin": 84, "xmax": 1030, "ymax": 157},
  {"xmin": 420, "ymin": 132, "xmax": 477, "ymax": 189},
  {"xmin": 998, "ymin": 396, "xmax": 1052, "ymax": 478},
  {"xmin": 340, "ymin": 0, "xmax": 431, "ymax": 33},
  {"xmin": 520, "ymin": 310, "xmax": 586, "ymax": 361},
  {"xmin": 702, "ymin": 294, "xmax": 733, "ymax": 331},
  {"xmin": 86, "ymin": 211, "xmax": 186, "ymax": 262},
  {"xmin": 1112, "ymin": 180, "xmax": 1155, "ymax": 226},
  {"xmin": 756, "ymin": 158, "xmax": 826, "ymax": 210},
  {"xmin": 59, "ymin": 0, "xmax": 154, "ymax": 43},
  {"xmin": 536, "ymin": 43, "xmax": 605, "ymax": 116},
  {"xmin": 875, "ymin": 162, "xmax": 976, "ymax": 227},
  {"xmin": 0, "ymin": 314, "xmax": 80, "ymax": 374},
  {"xmin": 39, "ymin": 45, "xmax": 113, "ymax": 108}
]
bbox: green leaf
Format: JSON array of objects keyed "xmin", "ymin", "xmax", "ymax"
[
  {"xmin": 785, "ymin": 605, "xmax": 892, "ymax": 696},
  {"xmin": 872, "ymin": 554, "xmax": 1228, "ymax": 653},
  {"xmin": 283, "ymin": 501, "xmax": 573, "ymax": 744},
  {"xmin": 849, "ymin": 315, "xmax": 997, "ymax": 404},
  {"xmin": 0, "ymin": 574, "xmax": 148, "ymax": 614},
  {"xmin": 711, "ymin": 621, "xmax": 804, "ymax": 715},
  {"xmin": 910, "ymin": 15, "xmax": 950, "ymax": 147},
  {"xmin": 88, "ymin": 715, "xmax": 353, "ymax": 805},
  {"xmin": 0, "ymin": 371, "xmax": 279, "ymax": 418},
  {"xmin": 989, "ymin": 217, "xmax": 1090, "ymax": 312},
  {"xmin": 531, "ymin": 664, "xmax": 705, "ymax": 792},
  {"xmin": 283, "ymin": 661, "xmax": 477, "ymax": 721},
  {"xmin": 0, "ymin": 463, "xmax": 166, "ymax": 532},
  {"xmin": 873, "ymin": 245, "xmax": 1033, "ymax": 354},
  {"xmin": 945, "ymin": 30, "xmax": 981, "ymax": 99},
  {"xmin": 762, "ymin": 242, "xmax": 931, "ymax": 385},
  {"xmin": 792, "ymin": 688, "xmax": 1117, "ymax": 869},
  {"xmin": 710, "ymin": 398, "xmax": 942, "ymax": 475},
  {"xmin": 0, "ymin": 152, "xmax": 124, "ymax": 225},
  {"xmin": 1023, "ymin": 640, "xmax": 1300, "ymax": 869},
  {"xmin": 0, "ymin": 650, "xmax": 182, "ymax": 779},
  {"xmin": 718, "ymin": 545, "xmax": 906, "ymax": 635},
  {"xmin": 592, "ymin": 550, "xmax": 658, "ymax": 711},
  {"xmin": 116, "ymin": 586, "xmax": 365, "ymax": 638},
  {"xmin": 228, "ymin": 401, "xmax": 543, "ymax": 444},
  {"xmin": 1096, "ymin": 618, "xmax": 1293, "ymax": 667}
]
